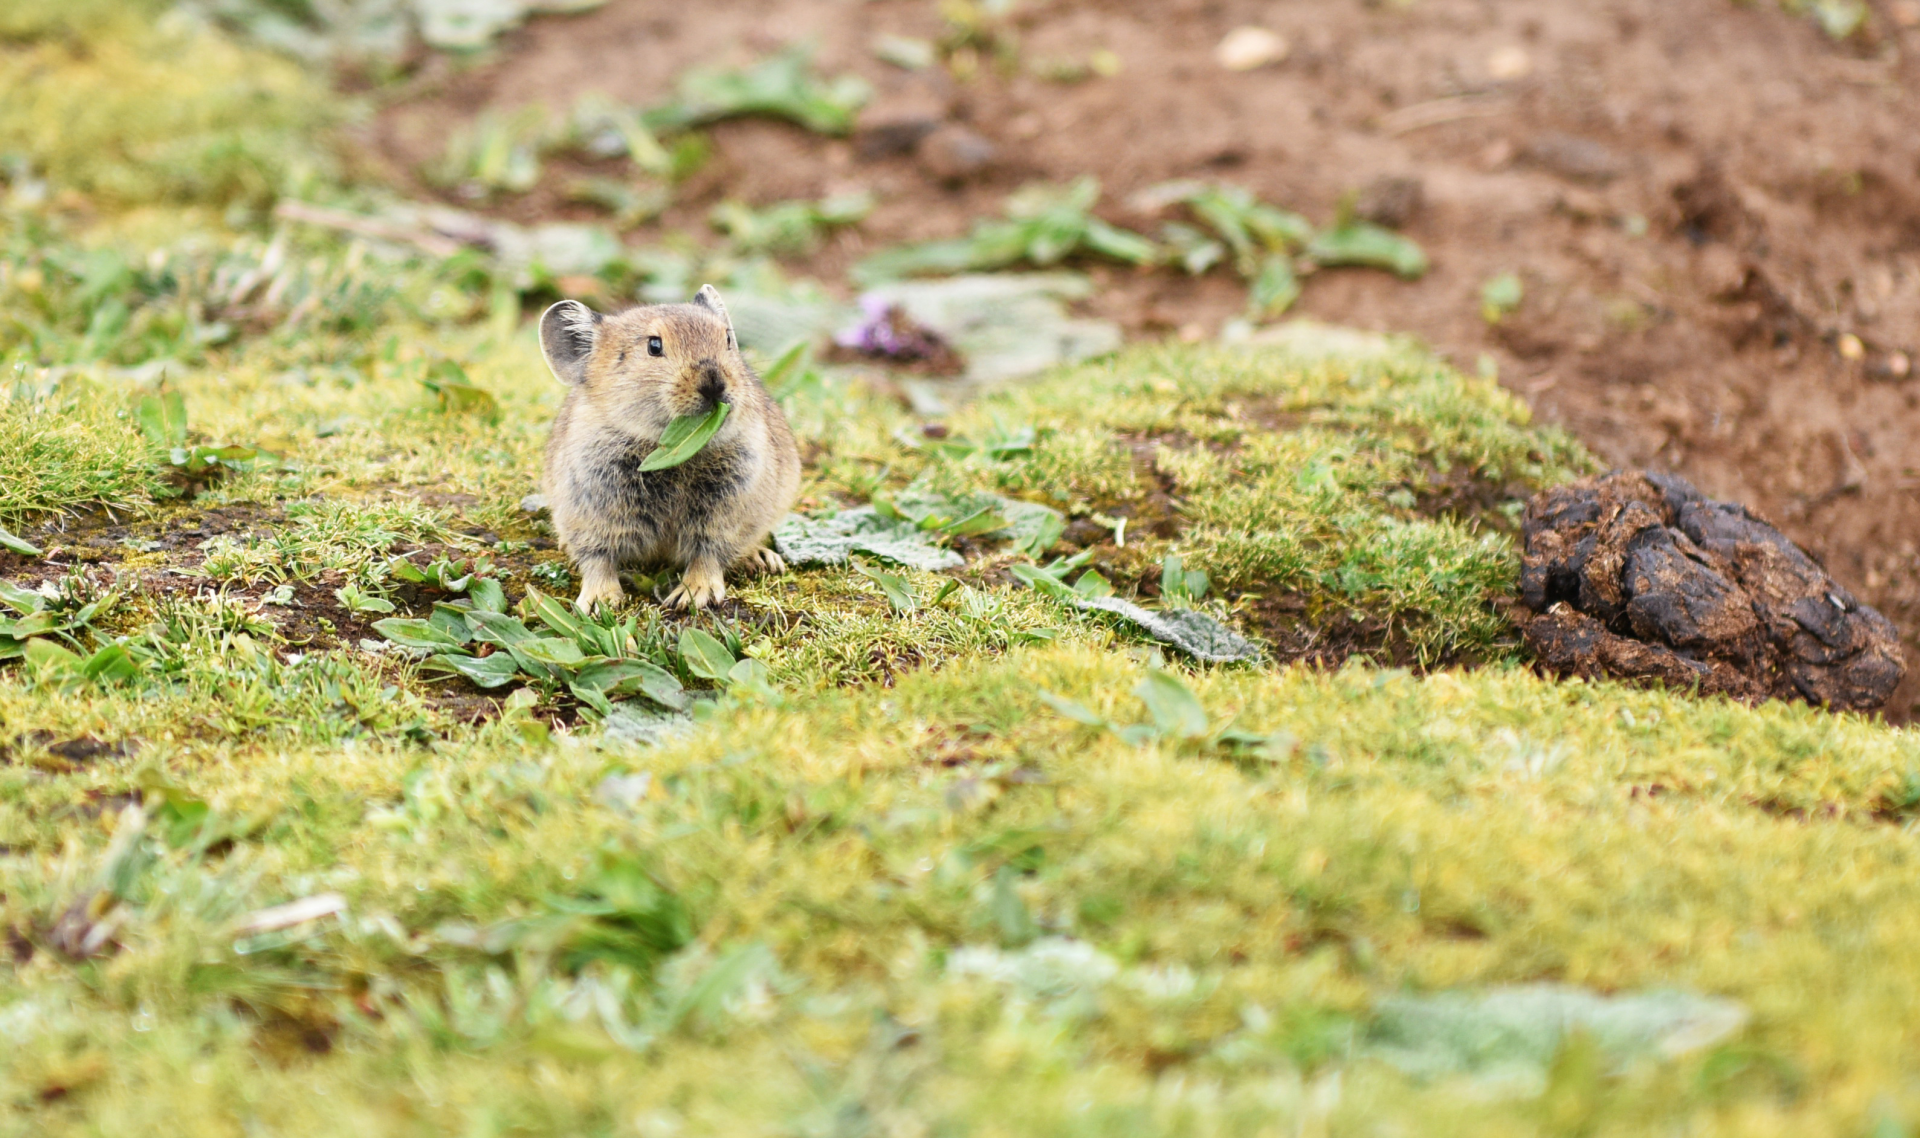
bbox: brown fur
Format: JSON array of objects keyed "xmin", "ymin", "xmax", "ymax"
[{"xmin": 537, "ymin": 286, "xmax": 801, "ymax": 611}]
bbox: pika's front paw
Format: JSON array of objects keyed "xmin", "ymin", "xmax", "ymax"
[
  {"xmin": 742, "ymin": 547, "xmax": 786, "ymax": 575},
  {"xmin": 665, "ymin": 564, "xmax": 726, "ymax": 611},
  {"xmin": 575, "ymin": 571, "xmax": 626, "ymax": 613}
]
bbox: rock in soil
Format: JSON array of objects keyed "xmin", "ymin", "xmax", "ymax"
[{"xmin": 1517, "ymin": 471, "xmax": 1904, "ymax": 712}]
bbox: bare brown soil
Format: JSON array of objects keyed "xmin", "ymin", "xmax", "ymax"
[{"xmin": 359, "ymin": 0, "xmax": 1920, "ymax": 713}]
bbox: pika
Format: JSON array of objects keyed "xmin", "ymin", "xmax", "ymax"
[{"xmin": 538, "ymin": 286, "xmax": 801, "ymax": 612}]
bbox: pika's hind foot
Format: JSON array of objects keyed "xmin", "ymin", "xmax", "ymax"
[
  {"xmin": 740, "ymin": 547, "xmax": 786, "ymax": 575},
  {"xmin": 575, "ymin": 560, "xmax": 626, "ymax": 612},
  {"xmin": 665, "ymin": 560, "xmax": 726, "ymax": 611}
]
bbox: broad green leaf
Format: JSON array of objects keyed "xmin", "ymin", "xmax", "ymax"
[
  {"xmin": 1306, "ymin": 223, "xmax": 1430, "ymax": 280},
  {"xmin": 1249, "ymin": 254, "xmax": 1302, "ymax": 319},
  {"xmin": 1072, "ymin": 570, "xmax": 1115, "ymax": 598},
  {"xmin": 0, "ymin": 579, "xmax": 44, "ymax": 614},
  {"xmin": 639, "ymin": 402, "xmax": 731, "ymax": 472},
  {"xmin": 853, "ymin": 561, "xmax": 919, "ymax": 614},
  {"xmin": 526, "ymin": 587, "xmax": 585, "ymax": 637},
  {"xmin": 466, "ymin": 610, "xmax": 537, "ymax": 646},
  {"xmin": 575, "ymin": 660, "xmax": 689, "ymax": 711},
  {"xmin": 1083, "ymin": 219, "xmax": 1162, "ymax": 265},
  {"xmin": 424, "ymin": 652, "xmax": 521, "ymax": 689},
  {"xmin": 727, "ymin": 658, "xmax": 774, "ymax": 695},
  {"xmin": 372, "ymin": 618, "xmax": 468, "ymax": 651},
  {"xmin": 0, "ymin": 525, "xmax": 42, "ymax": 558},
  {"xmin": 1135, "ymin": 670, "xmax": 1210, "ymax": 740},
  {"xmin": 81, "ymin": 645, "xmax": 139, "ymax": 684},
  {"xmin": 518, "ymin": 638, "xmax": 588, "ymax": 668},
  {"xmin": 135, "ymin": 391, "xmax": 188, "ymax": 448},
  {"xmin": 468, "ymin": 577, "xmax": 508, "ymax": 614},
  {"xmin": 9, "ymin": 611, "xmax": 67, "ymax": 637},
  {"xmin": 24, "ymin": 637, "xmax": 80, "ymax": 670},
  {"xmin": 678, "ymin": 627, "xmax": 735, "ymax": 682},
  {"xmin": 428, "ymin": 604, "xmax": 474, "ymax": 645},
  {"xmin": 0, "ymin": 636, "xmax": 23, "ymax": 661}
]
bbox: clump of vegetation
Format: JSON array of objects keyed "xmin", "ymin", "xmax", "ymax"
[
  {"xmin": 0, "ymin": 381, "xmax": 157, "ymax": 526},
  {"xmin": 854, "ymin": 176, "xmax": 1159, "ymax": 283},
  {"xmin": 0, "ymin": 0, "xmax": 329, "ymax": 208}
]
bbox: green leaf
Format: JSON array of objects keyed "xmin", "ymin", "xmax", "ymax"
[
  {"xmin": 1160, "ymin": 553, "xmax": 1190, "ymax": 606},
  {"xmin": 1072, "ymin": 569, "xmax": 1115, "ymax": 598},
  {"xmin": 23, "ymin": 637, "xmax": 80, "ymax": 670},
  {"xmin": 853, "ymin": 561, "xmax": 919, "ymax": 614},
  {"xmin": 1481, "ymin": 272, "xmax": 1524, "ymax": 324},
  {"xmin": 1306, "ymin": 223, "xmax": 1430, "ymax": 280},
  {"xmin": 517, "ymin": 638, "xmax": 588, "ymax": 668},
  {"xmin": 424, "ymin": 652, "xmax": 522, "ymax": 689},
  {"xmin": 428, "ymin": 604, "xmax": 475, "ymax": 646},
  {"xmin": 526, "ymin": 586, "xmax": 586, "ymax": 637},
  {"xmin": 0, "ymin": 636, "xmax": 23, "ymax": 661},
  {"xmin": 1083, "ymin": 219, "xmax": 1162, "ymax": 265},
  {"xmin": 678, "ymin": 627, "xmax": 735, "ymax": 682},
  {"xmin": 372, "ymin": 618, "xmax": 469, "ymax": 652},
  {"xmin": 760, "ymin": 339, "xmax": 812, "ymax": 392},
  {"xmin": 727, "ymin": 657, "xmax": 774, "ymax": 694},
  {"xmin": 1249, "ymin": 254, "xmax": 1302, "ymax": 319},
  {"xmin": 466, "ymin": 610, "xmax": 537, "ymax": 646},
  {"xmin": 574, "ymin": 660, "xmax": 689, "ymax": 711},
  {"xmin": 468, "ymin": 577, "xmax": 508, "ymax": 614},
  {"xmin": 1008, "ymin": 564, "xmax": 1080, "ymax": 603},
  {"xmin": 639, "ymin": 402, "xmax": 731, "ymax": 472},
  {"xmin": 81, "ymin": 644, "xmax": 138, "ymax": 684},
  {"xmin": 569, "ymin": 682, "xmax": 616, "ymax": 717},
  {"xmin": 0, "ymin": 525, "xmax": 42, "ymax": 558},
  {"xmin": 1135, "ymin": 670, "xmax": 1210, "ymax": 740},
  {"xmin": 135, "ymin": 391, "xmax": 188, "ymax": 448},
  {"xmin": 1036, "ymin": 690, "xmax": 1108, "ymax": 728},
  {"xmin": 0, "ymin": 579, "xmax": 45, "ymax": 614},
  {"xmin": 420, "ymin": 360, "xmax": 501, "ymax": 421},
  {"xmin": 991, "ymin": 866, "xmax": 1037, "ymax": 946}
]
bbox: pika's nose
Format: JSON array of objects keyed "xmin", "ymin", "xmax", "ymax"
[{"xmin": 696, "ymin": 360, "xmax": 727, "ymax": 408}]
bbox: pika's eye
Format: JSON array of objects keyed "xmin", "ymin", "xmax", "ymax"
[{"xmin": 647, "ymin": 336, "xmax": 664, "ymax": 358}]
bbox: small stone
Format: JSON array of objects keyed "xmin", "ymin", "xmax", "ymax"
[
  {"xmin": 1890, "ymin": 351, "xmax": 1913, "ymax": 379},
  {"xmin": 855, "ymin": 81, "xmax": 951, "ymax": 159},
  {"xmin": 919, "ymin": 124, "xmax": 997, "ymax": 183},
  {"xmin": 520, "ymin": 493, "xmax": 549, "ymax": 516},
  {"xmin": 1354, "ymin": 176, "xmax": 1425, "ymax": 229},
  {"xmin": 1838, "ymin": 333, "xmax": 1866, "ymax": 361},
  {"xmin": 1215, "ymin": 27, "xmax": 1290, "ymax": 72},
  {"xmin": 1524, "ymin": 133, "xmax": 1626, "ymax": 186},
  {"xmin": 1487, "ymin": 45, "xmax": 1533, "ymax": 81}
]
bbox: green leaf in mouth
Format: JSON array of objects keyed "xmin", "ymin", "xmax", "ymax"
[{"xmin": 639, "ymin": 401, "xmax": 731, "ymax": 472}]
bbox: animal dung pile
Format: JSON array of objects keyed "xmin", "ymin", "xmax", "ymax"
[{"xmin": 1517, "ymin": 471, "xmax": 1905, "ymax": 712}]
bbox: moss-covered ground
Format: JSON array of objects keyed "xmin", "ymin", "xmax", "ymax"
[{"xmin": 3, "ymin": 7, "xmax": 1919, "ymax": 1137}]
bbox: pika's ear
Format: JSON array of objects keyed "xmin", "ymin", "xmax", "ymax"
[
  {"xmin": 691, "ymin": 284, "xmax": 738, "ymax": 352},
  {"xmin": 539, "ymin": 300, "xmax": 602, "ymax": 386}
]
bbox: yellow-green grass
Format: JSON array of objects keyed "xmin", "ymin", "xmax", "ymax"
[
  {"xmin": 4, "ymin": 649, "xmax": 1920, "ymax": 1136},
  {"xmin": 0, "ymin": 0, "xmax": 329, "ymax": 209}
]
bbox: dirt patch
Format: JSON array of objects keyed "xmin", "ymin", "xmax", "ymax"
[
  {"xmin": 1517, "ymin": 470, "xmax": 1904, "ymax": 711},
  {"xmin": 352, "ymin": 0, "xmax": 1920, "ymax": 715}
]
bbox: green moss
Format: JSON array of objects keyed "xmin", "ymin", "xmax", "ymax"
[
  {"xmin": 0, "ymin": 2, "xmax": 330, "ymax": 208},
  {"xmin": 2, "ymin": 649, "xmax": 1918, "ymax": 1135}
]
